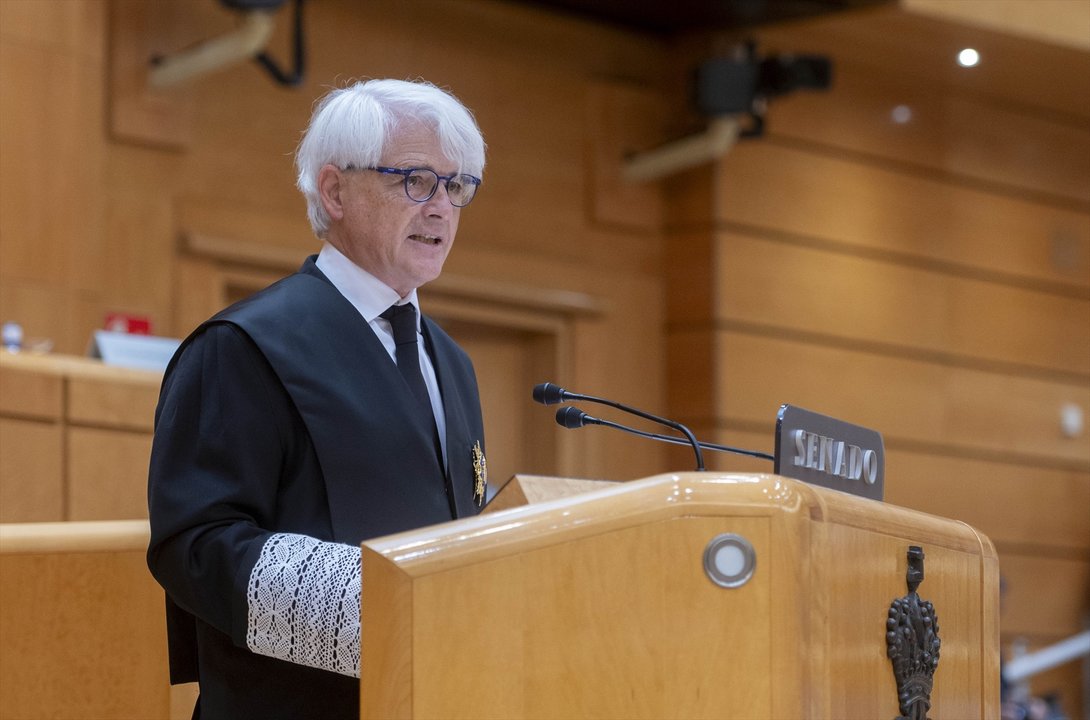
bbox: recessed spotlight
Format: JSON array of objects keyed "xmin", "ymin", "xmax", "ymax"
[
  {"xmin": 891, "ymin": 105, "xmax": 913, "ymax": 124},
  {"xmin": 957, "ymin": 48, "xmax": 980, "ymax": 67}
]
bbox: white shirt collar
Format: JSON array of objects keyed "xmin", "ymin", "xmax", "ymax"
[{"xmin": 315, "ymin": 242, "xmax": 421, "ymax": 328}]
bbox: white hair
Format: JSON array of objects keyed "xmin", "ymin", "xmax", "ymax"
[{"xmin": 295, "ymin": 79, "xmax": 486, "ymax": 237}]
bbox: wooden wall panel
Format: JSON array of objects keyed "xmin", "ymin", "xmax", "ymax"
[
  {"xmin": 764, "ymin": 57, "xmax": 1090, "ymax": 207},
  {"xmin": 100, "ymin": 143, "xmax": 184, "ymax": 330},
  {"xmin": 903, "ymin": 0, "xmax": 1090, "ymax": 53},
  {"xmin": 443, "ymin": 243, "xmax": 666, "ymax": 481},
  {"xmin": 108, "ymin": 0, "xmax": 198, "ymax": 148},
  {"xmin": 662, "ymin": 228, "xmax": 717, "ymax": 326},
  {"xmin": 999, "ymin": 554, "xmax": 1090, "ymax": 638},
  {"xmin": 68, "ymin": 427, "xmax": 152, "ymax": 520},
  {"xmin": 670, "ymin": 329, "xmax": 1089, "ymax": 466},
  {"xmin": 713, "ymin": 232, "xmax": 1090, "ymax": 377},
  {"xmin": 0, "ymin": 0, "xmax": 108, "ymax": 355},
  {"xmin": 692, "ymin": 427, "xmax": 1090, "ymax": 557},
  {"xmin": 0, "ymin": 0, "xmax": 106, "ymax": 52},
  {"xmin": 0, "ymin": 356, "xmax": 66, "ymax": 521},
  {"xmin": 0, "ymin": 419, "xmax": 63, "ymax": 522},
  {"xmin": 68, "ymin": 370, "xmax": 160, "ymax": 432},
  {"xmin": 882, "ymin": 452, "xmax": 1089, "ymax": 556},
  {"xmin": 0, "ymin": 2, "xmax": 104, "ymax": 281},
  {"xmin": 445, "ymin": 325, "xmax": 539, "ymax": 489},
  {"xmin": 755, "ymin": 7, "xmax": 1090, "ymax": 124},
  {"xmin": 711, "ymin": 142, "xmax": 1089, "ymax": 294},
  {"xmin": 585, "ymin": 81, "xmax": 664, "ymax": 232},
  {"xmin": 691, "ymin": 428, "xmax": 777, "ymax": 475},
  {"xmin": 0, "ymin": 359, "xmax": 62, "ymax": 419}
]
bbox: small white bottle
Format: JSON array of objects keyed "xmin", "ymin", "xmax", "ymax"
[{"xmin": 2, "ymin": 322, "xmax": 23, "ymax": 352}]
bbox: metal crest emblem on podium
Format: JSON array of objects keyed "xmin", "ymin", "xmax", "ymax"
[{"xmin": 886, "ymin": 545, "xmax": 941, "ymax": 720}]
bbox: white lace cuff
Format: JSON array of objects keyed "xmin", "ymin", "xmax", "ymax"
[{"xmin": 246, "ymin": 533, "xmax": 361, "ymax": 678}]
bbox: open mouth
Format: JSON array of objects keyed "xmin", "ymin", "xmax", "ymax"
[{"xmin": 410, "ymin": 234, "xmax": 442, "ymax": 246}]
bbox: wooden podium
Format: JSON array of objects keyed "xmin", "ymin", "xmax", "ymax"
[{"xmin": 360, "ymin": 473, "xmax": 999, "ymax": 719}]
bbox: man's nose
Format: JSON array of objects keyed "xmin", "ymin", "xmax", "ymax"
[{"xmin": 423, "ymin": 182, "xmax": 454, "ymax": 215}]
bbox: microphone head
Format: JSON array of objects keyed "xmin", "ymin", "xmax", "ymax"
[
  {"xmin": 555, "ymin": 406, "xmax": 587, "ymax": 429},
  {"xmin": 533, "ymin": 382, "xmax": 568, "ymax": 406}
]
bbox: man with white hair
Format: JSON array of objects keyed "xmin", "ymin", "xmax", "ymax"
[{"xmin": 148, "ymin": 79, "xmax": 488, "ymax": 719}]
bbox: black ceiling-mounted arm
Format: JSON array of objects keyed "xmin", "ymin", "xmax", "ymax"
[{"xmin": 252, "ymin": 0, "xmax": 306, "ymax": 87}]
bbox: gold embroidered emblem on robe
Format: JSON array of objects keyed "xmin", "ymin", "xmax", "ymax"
[{"xmin": 472, "ymin": 440, "xmax": 487, "ymax": 507}]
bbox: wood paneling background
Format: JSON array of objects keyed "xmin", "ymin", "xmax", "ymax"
[
  {"xmin": 0, "ymin": 0, "xmax": 670, "ymax": 482},
  {"xmin": 662, "ymin": 7, "xmax": 1089, "ymax": 713},
  {"xmin": 1, "ymin": 0, "xmax": 1087, "ymax": 713}
]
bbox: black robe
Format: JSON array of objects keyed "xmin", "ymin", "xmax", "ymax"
[{"xmin": 147, "ymin": 257, "xmax": 485, "ymax": 719}]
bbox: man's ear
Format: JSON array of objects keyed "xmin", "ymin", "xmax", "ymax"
[{"xmin": 317, "ymin": 164, "xmax": 345, "ymax": 222}]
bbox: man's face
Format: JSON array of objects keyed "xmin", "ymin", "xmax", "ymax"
[{"xmin": 325, "ymin": 121, "xmax": 461, "ymax": 297}]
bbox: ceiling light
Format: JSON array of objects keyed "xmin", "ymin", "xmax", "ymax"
[{"xmin": 957, "ymin": 48, "xmax": 980, "ymax": 67}]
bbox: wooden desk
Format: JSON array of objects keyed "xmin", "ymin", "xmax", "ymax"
[{"xmin": 0, "ymin": 351, "xmax": 161, "ymax": 521}]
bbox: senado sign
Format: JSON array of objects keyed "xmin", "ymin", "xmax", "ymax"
[{"xmin": 774, "ymin": 405, "xmax": 885, "ymax": 501}]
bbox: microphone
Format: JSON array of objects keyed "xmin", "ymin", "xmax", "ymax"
[
  {"xmin": 532, "ymin": 382, "xmax": 567, "ymax": 405},
  {"xmin": 534, "ymin": 382, "xmax": 705, "ymax": 471},
  {"xmin": 555, "ymin": 405, "xmax": 596, "ymax": 429},
  {"xmin": 555, "ymin": 407, "xmax": 774, "ymax": 461}
]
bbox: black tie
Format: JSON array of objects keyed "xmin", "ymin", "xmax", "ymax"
[
  {"xmin": 381, "ymin": 303, "xmax": 433, "ymax": 416},
  {"xmin": 381, "ymin": 303, "xmax": 456, "ymax": 518}
]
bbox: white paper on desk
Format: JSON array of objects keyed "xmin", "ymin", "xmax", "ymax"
[{"xmin": 88, "ymin": 330, "xmax": 181, "ymax": 372}]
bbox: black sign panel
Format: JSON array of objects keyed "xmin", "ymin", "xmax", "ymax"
[{"xmin": 774, "ymin": 404, "xmax": 885, "ymax": 501}]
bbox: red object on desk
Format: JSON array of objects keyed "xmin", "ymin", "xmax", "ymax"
[{"xmin": 103, "ymin": 313, "xmax": 152, "ymax": 335}]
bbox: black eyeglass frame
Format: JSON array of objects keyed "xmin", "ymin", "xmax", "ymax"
[{"xmin": 347, "ymin": 165, "xmax": 482, "ymax": 207}]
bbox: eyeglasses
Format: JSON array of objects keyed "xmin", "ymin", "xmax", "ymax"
[{"xmin": 350, "ymin": 166, "xmax": 481, "ymax": 207}]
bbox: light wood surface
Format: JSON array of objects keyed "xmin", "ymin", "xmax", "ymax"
[
  {"xmin": 361, "ymin": 472, "xmax": 998, "ymax": 719},
  {"xmin": 585, "ymin": 80, "xmax": 664, "ymax": 231},
  {"xmin": 108, "ymin": 0, "xmax": 195, "ymax": 148},
  {"xmin": 481, "ymin": 473, "xmax": 617, "ymax": 513},
  {"xmin": 0, "ymin": 520, "xmax": 170, "ymax": 719},
  {"xmin": 903, "ymin": 0, "xmax": 1090, "ymax": 52},
  {"xmin": 667, "ymin": 329, "xmax": 1089, "ymax": 465},
  {"xmin": 712, "ymin": 231, "xmax": 1089, "ymax": 378},
  {"xmin": 68, "ymin": 371, "xmax": 161, "ymax": 432},
  {"xmin": 68, "ymin": 426, "xmax": 154, "ymax": 520},
  {"xmin": 708, "ymin": 142, "xmax": 1088, "ymax": 294},
  {"xmin": 756, "ymin": 5, "xmax": 1090, "ymax": 122},
  {"xmin": 0, "ymin": 348, "xmax": 162, "ymax": 386},
  {"xmin": 0, "ymin": 418, "xmax": 63, "ymax": 522},
  {"xmin": 0, "ymin": 518, "xmax": 150, "ymax": 552},
  {"xmin": 765, "ymin": 55, "xmax": 1090, "ymax": 206},
  {"xmin": 0, "ymin": 351, "xmax": 160, "ymax": 521},
  {"xmin": 0, "ymin": 356, "xmax": 63, "ymax": 419}
]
